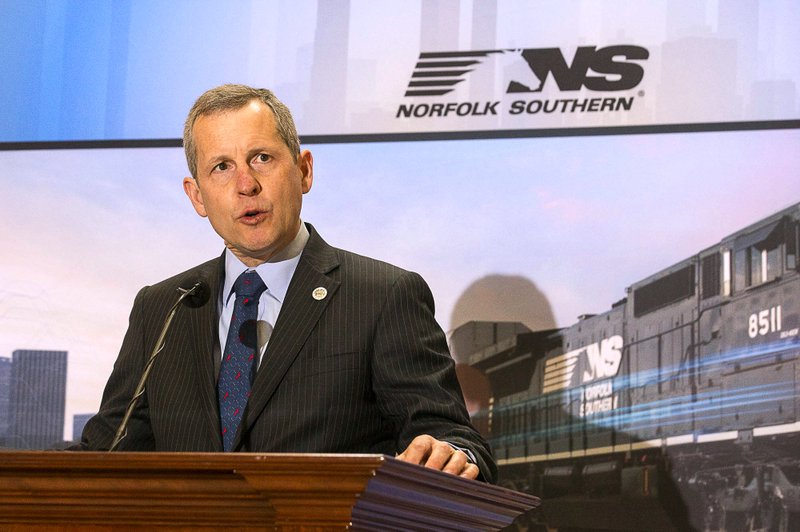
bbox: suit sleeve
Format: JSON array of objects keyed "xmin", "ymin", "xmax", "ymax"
[
  {"xmin": 371, "ymin": 271, "xmax": 497, "ymax": 483},
  {"xmin": 72, "ymin": 287, "xmax": 156, "ymax": 451}
]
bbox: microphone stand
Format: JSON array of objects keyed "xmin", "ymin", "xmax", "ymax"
[{"xmin": 108, "ymin": 282, "xmax": 206, "ymax": 451}]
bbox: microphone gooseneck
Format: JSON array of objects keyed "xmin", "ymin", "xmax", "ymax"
[{"xmin": 108, "ymin": 279, "xmax": 209, "ymax": 451}]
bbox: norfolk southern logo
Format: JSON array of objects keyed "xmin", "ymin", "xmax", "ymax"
[
  {"xmin": 398, "ymin": 45, "xmax": 648, "ymax": 118},
  {"xmin": 542, "ymin": 335, "xmax": 623, "ymax": 394},
  {"xmin": 542, "ymin": 335, "xmax": 624, "ymax": 417}
]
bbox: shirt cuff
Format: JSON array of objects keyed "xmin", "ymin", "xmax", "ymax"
[{"xmin": 447, "ymin": 442, "xmax": 476, "ymax": 464}]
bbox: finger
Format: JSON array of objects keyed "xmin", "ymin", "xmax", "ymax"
[
  {"xmin": 458, "ymin": 462, "xmax": 480, "ymax": 480},
  {"xmin": 396, "ymin": 435, "xmax": 434, "ymax": 465},
  {"xmin": 441, "ymin": 448, "xmax": 469, "ymax": 476},
  {"xmin": 397, "ymin": 437, "xmax": 480, "ymax": 479},
  {"xmin": 420, "ymin": 440, "xmax": 458, "ymax": 471}
]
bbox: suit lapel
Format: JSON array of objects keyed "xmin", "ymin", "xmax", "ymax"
[
  {"xmin": 238, "ymin": 226, "xmax": 340, "ymax": 447},
  {"xmin": 184, "ymin": 254, "xmax": 225, "ymax": 451}
]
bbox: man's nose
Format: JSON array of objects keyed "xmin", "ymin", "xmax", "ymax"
[{"xmin": 235, "ymin": 167, "xmax": 261, "ymax": 196}]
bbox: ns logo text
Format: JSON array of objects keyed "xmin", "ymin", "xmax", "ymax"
[
  {"xmin": 403, "ymin": 45, "xmax": 648, "ymax": 98},
  {"xmin": 542, "ymin": 335, "xmax": 624, "ymax": 395}
]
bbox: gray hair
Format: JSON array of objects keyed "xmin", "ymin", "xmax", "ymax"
[{"xmin": 183, "ymin": 84, "xmax": 301, "ymax": 178}]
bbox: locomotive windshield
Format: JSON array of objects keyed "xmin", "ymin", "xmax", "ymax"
[{"xmin": 733, "ymin": 217, "xmax": 790, "ymax": 291}]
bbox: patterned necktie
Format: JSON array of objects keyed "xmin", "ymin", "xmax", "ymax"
[{"xmin": 218, "ymin": 270, "xmax": 267, "ymax": 451}]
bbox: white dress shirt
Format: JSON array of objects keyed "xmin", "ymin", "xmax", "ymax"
[{"xmin": 217, "ymin": 222, "xmax": 309, "ymax": 369}]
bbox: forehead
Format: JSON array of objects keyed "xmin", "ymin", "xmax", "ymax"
[{"xmin": 193, "ymin": 100, "xmax": 282, "ymax": 156}]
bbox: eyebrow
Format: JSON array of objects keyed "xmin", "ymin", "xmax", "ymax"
[
  {"xmin": 246, "ymin": 147, "xmax": 271, "ymax": 160},
  {"xmin": 203, "ymin": 155, "xmax": 230, "ymax": 173}
]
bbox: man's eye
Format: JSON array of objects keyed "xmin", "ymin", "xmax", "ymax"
[
  {"xmin": 254, "ymin": 153, "xmax": 270, "ymax": 163},
  {"xmin": 214, "ymin": 161, "xmax": 229, "ymax": 172}
]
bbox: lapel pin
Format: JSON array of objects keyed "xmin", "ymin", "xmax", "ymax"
[{"xmin": 312, "ymin": 287, "xmax": 328, "ymax": 300}]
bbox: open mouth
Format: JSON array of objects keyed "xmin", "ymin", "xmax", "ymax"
[{"xmin": 239, "ymin": 209, "xmax": 267, "ymax": 224}]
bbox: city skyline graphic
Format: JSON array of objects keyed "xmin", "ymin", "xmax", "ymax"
[
  {"xmin": 0, "ymin": 1, "xmax": 797, "ymax": 142},
  {"xmin": 0, "ymin": 350, "xmax": 71, "ymax": 449}
]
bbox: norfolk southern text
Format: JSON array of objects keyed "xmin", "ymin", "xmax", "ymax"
[{"xmin": 396, "ymin": 96, "xmax": 634, "ymax": 118}]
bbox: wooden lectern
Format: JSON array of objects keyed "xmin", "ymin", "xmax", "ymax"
[{"xmin": 0, "ymin": 452, "xmax": 539, "ymax": 530}]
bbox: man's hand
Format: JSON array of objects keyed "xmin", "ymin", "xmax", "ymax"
[{"xmin": 396, "ymin": 434, "xmax": 480, "ymax": 479}]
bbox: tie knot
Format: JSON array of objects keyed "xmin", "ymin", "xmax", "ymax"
[{"xmin": 232, "ymin": 270, "xmax": 267, "ymax": 299}]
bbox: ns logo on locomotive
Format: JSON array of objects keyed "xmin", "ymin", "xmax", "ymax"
[{"xmin": 457, "ymin": 202, "xmax": 800, "ymax": 531}]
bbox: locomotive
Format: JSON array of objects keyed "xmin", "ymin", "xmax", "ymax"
[{"xmin": 455, "ymin": 202, "xmax": 800, "ymax": 531}]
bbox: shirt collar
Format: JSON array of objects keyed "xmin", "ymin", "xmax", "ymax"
[{"xmin": 222, "ymin": 222, "xmax": 310, "ymax": 305}]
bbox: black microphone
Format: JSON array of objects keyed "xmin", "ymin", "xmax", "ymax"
[
  {"xmin": 180, "ymin": 280, "xmax": 211, "ymax": 308},
  {"xmin": 108, "ymin": 279, "xmax": 210, "ymax": 451}
]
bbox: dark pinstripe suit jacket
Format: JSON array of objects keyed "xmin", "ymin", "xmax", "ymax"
[{"xmin": 79, "ymin": 224, "xmax": 496, "ymax": 482}]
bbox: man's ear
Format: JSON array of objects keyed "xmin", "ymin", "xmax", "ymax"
[
  {"xmin": 183, "ymin": 177, "xmax": 208, "ymax": 217},
  {"xmin": 298, "ymin": 149, "xmax": 313, "ymax": 194}
]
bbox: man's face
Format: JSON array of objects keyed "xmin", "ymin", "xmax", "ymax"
[{"xmin": 183, "ymin": 100, "xmax": 313, "ymax": 266}]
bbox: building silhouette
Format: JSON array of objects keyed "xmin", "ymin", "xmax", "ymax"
[
  {"xmin": 7, "ymin": 349, "xmax": 67, "ymax": 449},
  {"xmin": 420, "ymin": 0, "xmax": 460, "ymax": 51},
  {"xmin": 470, "ymin": 0, "xmax": 497, "ymax": 100},
  {"xmin": 0, "ymin": 357, "xmax": 11, "ymax": 443},
  {"xmin": 304, "ymin": 0, "xmax": 350, "ymax": 132}
]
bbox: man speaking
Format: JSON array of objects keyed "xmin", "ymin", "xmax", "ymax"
[{"xmin": 77, "ymin": 84, "xmax": 495, "ymax": 482}]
